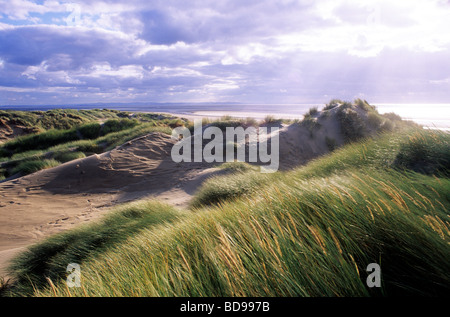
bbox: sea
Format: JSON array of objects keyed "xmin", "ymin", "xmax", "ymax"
[{"xmin": 0, "ymin": 103, "xmax": 449, "ymax": 131}]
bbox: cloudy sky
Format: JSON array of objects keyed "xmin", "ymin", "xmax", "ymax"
[{"xmin": 0, "ymin": 0, "xmax": 449, "ymax": 105}]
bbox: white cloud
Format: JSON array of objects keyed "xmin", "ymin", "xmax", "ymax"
[
  {"xmin": 87, "ymin": 63, "xmax": 145, "ymax": 79},
  {"xmin": 204, "ymin": 79, "xmax": 240, "ymax": 91},
  {"xmin": 430, "ymin": 78, "xmax": 450, "ymax": 85},
  {"xmin": 149, "ymin": 65, "xmax": 204, "ymax": 78},
  {"xmin": 21, "ymin": 63, "xmax": 47, "ymax": 80},
  {"xmin": 0, "ymin": 0, "xmax": 67, "ymax": 20},
  {"xmin": 21, "ymin": 61, "xmax": 83, "ymax": 84},
  {"xmin": 1, "ymin": 0, "xmax": 450, "ymax": 104},
  {"xmin": 220, "ymin": 43, "xmax": 275, "ymax": 65}
]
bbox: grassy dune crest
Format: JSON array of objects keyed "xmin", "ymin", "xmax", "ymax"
[
  {"xmin": 5, "ymin": 128, "xmax": 449, "ymax": 297},
  {"xmin": 0, "ymin": 119, "xmax": 172, "ymax": 179}
]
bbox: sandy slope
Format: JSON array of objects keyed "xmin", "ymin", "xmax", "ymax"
[
  {"xmin": 0, "ymin": 132, "xmax": 219, "ymax": 276},
  {"xmin": 276, "ymin": 116, "xmax": 344, "ymax": 169},
  {"xmin": 0, "ymin": 110, "xmax": 348, "ymax": 277}
]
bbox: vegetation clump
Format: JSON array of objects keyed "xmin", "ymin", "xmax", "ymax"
[
  {"xmin": 337, "ymin": 106, "xmax": 366, "ymax": 143},
  {"xmin": 393, "ymin": 130, "xmax": 450, "ymax": 177},
  {"xmin": 11, "ymin": 159, "xmax": 60, "ymax": 176}
]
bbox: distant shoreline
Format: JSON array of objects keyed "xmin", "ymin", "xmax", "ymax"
[
  {"xmin": 156, "ymin": 110, "xmax": 304, "ymax": 121},
  {"xmin": 159, "ymin": 110, "xmax": 450, "ymax": 131},
  {"xmin": 1, "ymin": 103, "xmax": 449, "ymax": 130}
]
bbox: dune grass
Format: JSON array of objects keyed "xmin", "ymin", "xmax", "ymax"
[
  {"xmin": 2, "ymin": 119, "xmax": 144, "ymax": 155},
  {"xmin": 11, "ymin": 159, "xmax": 60, "ymax": 175},
  {"xmin": 10, "ymin": 150, "xmax": 45, "ymax": 161},
  {"xmin": 0, "ymin": 120, "xmax": 173, "ymax": 179},
  {"xmin": 190, "ymin": 169, "xmax": 271, "ymax": 208},
  {"xmin": 393, "ymin": 129, "xmax": 449, "ymax": 177},
  {"xmin": 3, "ymin": 128, "xmax": 80, "ymax": 153},
  {"xmin": 77, "ymin": 122, "xmax": 102, "ymax": 139},
  {"xmin": 22, "ymin": 168, "xmax": 450, "ymax": 297},
  {"xmin": 0, "ymin": 108, "xmax": 129, "ymax": 132},
  {"xmin": 100, "ymin": 118, "xmax": 140, "ymax": 136},
  {"xmin": 4, "ymin": 127, "xmax": 449, "ymax": 297},
  {"xmin": 52, "ymin": 151, "xmax": 86, "ymax": 163},
  {"xmin": 218, "ymin": 161, "xmax": 259, "ymax": 173},
  {"xmin": 6, "ymin": 200, "xmax": 183, "ymax": 296},
  {"xmin": 190, "ymin": 128, "xmax": 413, "ymax": 209},
  {"xmin": 97, "ymin": 123, "xmax": 172, "ymax": 151},
  {"xmin": 45, "ymin": 124, "xmax": 171, "ymax": 155}
]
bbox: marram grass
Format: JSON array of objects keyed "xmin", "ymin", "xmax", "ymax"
[
  {"xmin": 6, "ymin": 200, "xmax": 183, "ymax": 296},
  {"xmin": 25, "ymin": 169, "xmax": 450, "ymax": 297},
  {"xmin": 4, "ymin": 129, "xmax": 448, "ymax": 297}
]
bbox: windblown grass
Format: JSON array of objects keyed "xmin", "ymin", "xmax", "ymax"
[
  {"xmin": 5, "ymin": 128, "xmax": 448, "ymax": 297},
  {"xmin": 190, "ymin": 169, "xmax": 271, "ymax": 208},
  {"xmin": 3, "ymin": 107, "xmax": 449, "ymax": 297},
  {"xmin": 19, "ymin": 168, "xmax": 450, "ymax": 297},
  {"xmin": 393, "ymin": 129, "xmax": 449, "ymax": 177},
  {"xmin": 191, "ymin": 129, "xmax": 411, "ymax": 209},
  {"xmin": 6, "ymin": 200, "xmax": 183, "ymax": 296}
]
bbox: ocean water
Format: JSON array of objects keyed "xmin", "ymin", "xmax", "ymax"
[
  {"xmin": 1, "ymin": 103, "xmax": 449, "ymax": 130},
  {"xmin": 375, "ymin": 104, "xmax": 450, "ymax": 131}
]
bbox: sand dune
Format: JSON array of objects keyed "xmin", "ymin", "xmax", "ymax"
[
  {"xmin": 0, "ymin": 132, "xmax": 220, "ymax": 276},
  {"xmin": 0, "ymin": 119, "xmax": 37, "ymax": 144},
  {"xmin": 276, "ymin": 117, "xmax": 343, "ymax": 169},
  {"xmin": 0, "ymin": 106, "xmax": 368, "ymax": 277}
]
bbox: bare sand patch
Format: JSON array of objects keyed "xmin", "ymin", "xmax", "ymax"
[{"xmin": 0, "ymin": 132, "xmax": 220, "ymax": 276}]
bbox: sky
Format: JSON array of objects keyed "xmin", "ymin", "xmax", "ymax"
[{"xmin": 0, "ymin": 0, "xmax": 449, "ymax": 105}]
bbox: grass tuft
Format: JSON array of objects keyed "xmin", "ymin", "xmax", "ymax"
[
  {"xmin": 53, "ymin": 151, "xmax": 86, "ymax": 163},
  {"xmin": 11, "ymin": 159, "xmax": 60, "ymax": 175},
  {"xmin": 393, "ymin": 130, "xmax": 449, "ymax": 177}
]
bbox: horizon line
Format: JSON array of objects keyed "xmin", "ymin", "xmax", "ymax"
[{"xmin": 2, "ymin": 101, "xmax": 450, "ymax": 108}]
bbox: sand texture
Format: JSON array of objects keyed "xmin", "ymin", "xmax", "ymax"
[{"xmin": 0, "ymin": 132, "xmax": 219, "ymax": 276}]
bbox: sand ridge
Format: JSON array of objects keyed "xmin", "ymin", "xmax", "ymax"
[{"xmin": 0, "ymin": 132, "xmax": 220, "ymax": 276}]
